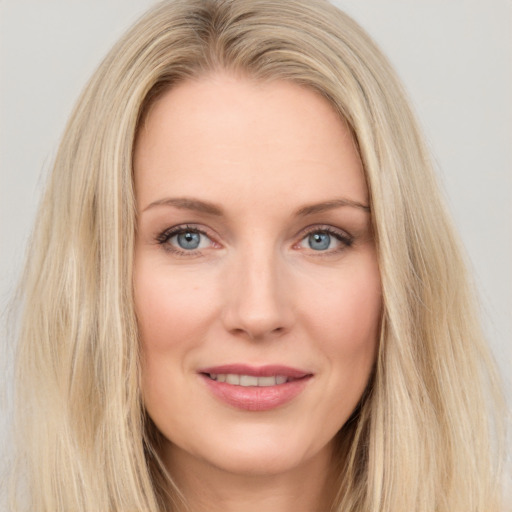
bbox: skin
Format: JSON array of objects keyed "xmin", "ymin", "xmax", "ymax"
[{"xmin": 133, "ymin": 73, "xmax": 382, "ymax": 512}]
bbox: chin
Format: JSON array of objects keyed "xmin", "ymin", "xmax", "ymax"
[
  {"xmin": 167, "ymin": 421, "xmax": 334, "ymax": 479},
  {"xmin": 211, "ymin": 445, "xmax": 303, "ymax": 476}
]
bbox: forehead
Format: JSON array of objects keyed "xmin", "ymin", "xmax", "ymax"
[{"xmin": 134, "ymin": 73, "xmax": 368, "ymax": 212}]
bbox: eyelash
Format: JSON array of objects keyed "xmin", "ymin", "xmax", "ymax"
[
  {"xmin": 155, "ymin": 224, "xmax": 215, "ymax": 256},
  {"xmin": 155, "ymin": 224, "xmax": 354, "ymax": 256},
  {"xmin": 297, "ymin": 225, "xmax": 354, "ymax": 254}
]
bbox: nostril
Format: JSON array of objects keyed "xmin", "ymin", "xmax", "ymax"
[{"xmin": 229, "ymin": 324, "xmax": 288, "ymax": 341}]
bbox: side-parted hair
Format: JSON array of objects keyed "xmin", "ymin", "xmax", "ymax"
[{"xmin": 11, "ymin": 0, "xmax": 505, "ymax": 510}]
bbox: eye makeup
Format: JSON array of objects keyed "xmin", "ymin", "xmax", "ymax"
[{"xmin": 154, "ymin": 221, "xmax": 356, "ymax": 259}]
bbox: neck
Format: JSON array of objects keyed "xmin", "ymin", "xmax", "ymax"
[{"xmin": 164, "ymin": 443, "xmax": 337, "ymax": 512}]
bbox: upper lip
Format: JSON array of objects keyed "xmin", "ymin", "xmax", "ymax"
[{"xmin": 198, "ymin": 364, "xmax": 312, "ymax": 379}]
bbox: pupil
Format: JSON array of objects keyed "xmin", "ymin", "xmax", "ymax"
[
  {"xmin": 309, "ymin": 232, "xmax": 330, "ymax": 251},
  {"xmin": 178, "ymin": 231, "xmax": 200, "ymax": 250}
]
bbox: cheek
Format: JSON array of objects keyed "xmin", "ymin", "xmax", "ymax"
[
  {"xmin": 300, "ymin": 256, "xmax": 381, "ymax": 403},
  {"xmin": 134, "ymin": 261, "xmax": 217, "ymax": 352},
  {"xmin": 305, "ymin": 257, "xmax": 381, "ymax": 350},
  {"xmin": 133, "ymin": 261, "xmax": 219, "ymax": 414},
  {"xmin": 134, "ymin": 261, "xmax": 217, "ymax": 423}
]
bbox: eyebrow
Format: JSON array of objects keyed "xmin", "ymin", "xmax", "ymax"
[
  {"xmin": 142, "ymin": 197, "xmax": 224, "ymax": 215},
  {"xmin": 142, "ymin": 196, "xmax": 370, "ymax": 216},
  {"xmin": 296, "ymin": 198, "xmax": 370, "ymax": 216}
]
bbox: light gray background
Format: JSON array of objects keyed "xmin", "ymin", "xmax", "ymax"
[{"xmin": 1, "ymin": 0, "xmax": 511, "ymax": 500}]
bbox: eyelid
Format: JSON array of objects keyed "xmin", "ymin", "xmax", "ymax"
[
  {"xmin": 294, "ymin": 224, "xmax": 354, "ymax": 253},
  {"xmin": 298, "ymin": 224, "xmax": 353, "ymax": 239},
  {"xmin": 156, "ymin": 223, "xmax": 220, "ymax": 255},
  {"xmin": 154, "ymin": 222, "xmax": 354, "ymax": 256}
]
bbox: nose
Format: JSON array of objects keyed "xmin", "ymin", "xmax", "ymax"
[{"xmin": 221, "ymin": 244, "xmax": 294, "ymax": 341}]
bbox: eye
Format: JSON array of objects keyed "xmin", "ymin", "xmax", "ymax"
[
  {"xmin": 172, "ymin": 231, "xmax": 204, "ymax": 250},
  {"xmin": 305, "ymin": 232, "xmax": 332, "ymax": 251},
  {"xmin": 157, "ymin": 225, "xmax": 215, "ymax": 253},
  {"xmin": 297, "ymin": 227, "xmax": 353, "ymax": 253}
]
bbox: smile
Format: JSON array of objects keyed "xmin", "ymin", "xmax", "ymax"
[
  {"xmin": 199, "ymin": 365, "xmax": 313, "ymax": 411},
  {"xmin": 207, "ymin": 374, "xmax": 289, "ymax": 386}
]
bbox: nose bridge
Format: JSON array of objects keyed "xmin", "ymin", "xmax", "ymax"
[{"xmin": 222, "ymin": 240, "xmax": 292, "ymax": 339}]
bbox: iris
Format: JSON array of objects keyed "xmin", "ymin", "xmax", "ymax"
[
  {"xmin": 308, "ymin": 232, "xmax": 331, "ymax": 251},
  {"xmin": 177, "ymin": 231, "xmax": 201, "ymax": 250}
]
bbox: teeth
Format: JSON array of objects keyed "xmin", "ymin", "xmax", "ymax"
[
  {"xmin": 209, "ymin": 373, "xmax": 289, "ymax": 386},
  {"xmin": 240, "ymin": 375, "xmax": 258, "ymax": 387},
  {"xmin": 225, "ymin": 374, "xmax": 240, "ymax": 385},
  {"xmin": 258, "ymin": 376, "xmax": 277, "ymax": 386}
]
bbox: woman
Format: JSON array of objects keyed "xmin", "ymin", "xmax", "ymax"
[{"xmin": 10, "ymin": 0, "xmax": 505, "ymax": 510}]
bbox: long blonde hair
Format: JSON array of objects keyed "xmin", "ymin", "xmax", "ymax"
[{"xmin": 11, "ymin": 0, "xmax": 505, "ymax": 510}]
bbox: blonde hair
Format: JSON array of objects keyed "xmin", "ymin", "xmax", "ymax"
[{"xmin": 11, "ymin": 0, "xmax": 505, "ymax": 510}]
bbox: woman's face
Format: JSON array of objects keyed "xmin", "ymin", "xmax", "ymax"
[{"xmin": 133, "ymin": 74, "xmax": 381, "ymax": 478}]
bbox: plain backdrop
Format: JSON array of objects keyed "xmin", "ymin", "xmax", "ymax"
[{"xmin": 1, "ymin": 0, "xmax": 511, "ymax": 498}]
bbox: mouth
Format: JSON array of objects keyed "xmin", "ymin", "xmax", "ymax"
[
  {"xmin": 204, "ymin": 373, "xmax": 291, "ymax": 386},
  {"xmin": 198, "ymin": 364, "xmax": 313, "ymax": 411}
]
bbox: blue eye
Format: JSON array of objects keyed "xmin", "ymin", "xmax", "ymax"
[
  {"xmin": 175, "ymin": 231, "xmax": 201, "ymax": 250},
  {"xmin": 298, "ymin": 227, "xmax": 352, "ymax": 253},
  {"xmin": 307, "ymin": 232, "xmax": 332, "ymax": 251},
  {"xmin": 157, "ymin": 226, "xmax": 213, "ymax": 252}
]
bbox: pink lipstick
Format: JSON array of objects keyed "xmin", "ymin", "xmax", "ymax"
[{"xmin": 198, "ymin": 364, "xmax": 313, "ymax": 411}]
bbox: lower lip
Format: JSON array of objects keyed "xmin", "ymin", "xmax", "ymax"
[{"xmin": 200, "ymin": 374, "xmax": 311, "ymax": 411}]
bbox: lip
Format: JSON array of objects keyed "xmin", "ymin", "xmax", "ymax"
[
  {"xmin": 199, "ymin": 364, "xmax": 311, "ymax": 379},
  {"xmin": 198, "ymin": 364, "xmax": 313, "ymax": 411}
]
